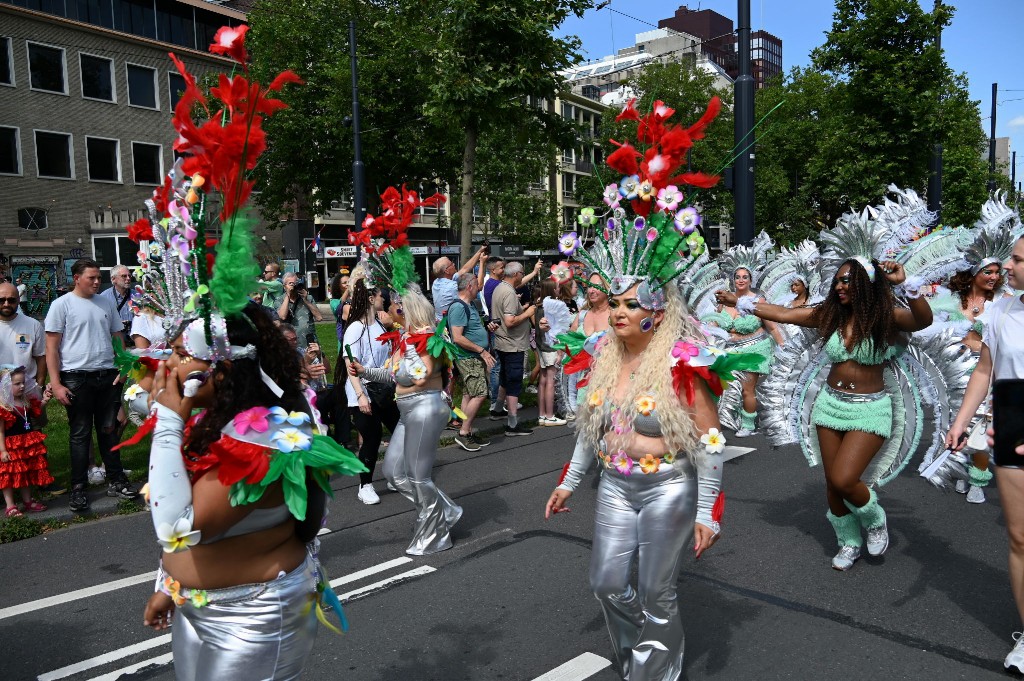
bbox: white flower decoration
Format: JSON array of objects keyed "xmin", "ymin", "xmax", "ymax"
[
  {"xmin": 124, "ymin": 383, "xmax": 145, "ymax": 401},
  {"xmin": 156, "ymin": 517, "xmax": 202, "ymax": 553},
  {"xmin": 603, "ymin": 183, "xmax": 621, "ymax": 208},
  {"xmin": 700, "ymin": 428, "xmax": 726, "ymax": 454},
  {"xmin": 268, "ymin": 406, "xmax": 310, "ymax": 426},
  {"xmin": 410, "ymin": 364, "xmax": 428, "ymax": 380},
  {"xmin": 272, "ymin": 427, "xmax": 312, "ymax": 453}
]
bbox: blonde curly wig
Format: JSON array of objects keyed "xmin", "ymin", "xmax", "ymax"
[{"xmin": 576, "ymin": 284, "xmax": 706, "ymax": 465}]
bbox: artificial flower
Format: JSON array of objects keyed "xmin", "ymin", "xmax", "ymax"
[
  {"xmin": 663, "ymin": 451, "xmax": 677, "ymax": 464},
  {"xmin": 612, "ymin": 452, "xmax": 633, "ymax": 475},
  {"xmin": 652, "ymin": 100, "xmax": 675, "ymax": 120},
  {"xmin": 615, "ymin": 98, "xmax": 640, "ymax": 122},
  {"xmin": 588, "ymin": 389, "xmax": 605, "ymax": 407},
  {"xmin": 674, "ymin": 206, "xmax": 701, "ymax": 234},
  {"xmin": 638, "ymin": 454, "xmax": 661, "ymax": 474},
  {"xmin": 191, "ymin": 590, "xmax": 210, "ymax": 608},
  {"xmin": 156, "ymin": 517, "xmax": 202, "ymax": 553},
  {"xmin": 608, "ymin": 144, "xmax": 641, "ymax": 177},
  {"xmin": 268, "ymin": 406, "xmax": 311, "ymax": 426},
  {"xmin": 636, "ymin": 395, "xmax": 657, "ymax": 416},
  {"xmin": 123, "ymin": 383, "xmax": 145, "ymax": 401},
  {"xmin": 577, "ymin": 207, "xmax": 598, "ymax": 227},
  {"xmin": 233, "ymin": 406, "xmax": 271, "ymax": 435},
  {"xmin": 272, "ymin": 427, "xmax": 312, "ymax": 453},
  {"xmin": 410, "ymin": 364, "xmax": 428, "ymax": 380},
  {"xmin": 209, "ymin": 25, "xmax": 250, "ymax": 66},
  {"xmin": 559, "ymin": 231, "xmax": 581, "ymax": 257},
  {"xmin": 619, "ymin": 175, "xmax": 640, "ymax": 200},
  {"xmin": 637, "ymin": 179, "xmax": 655, "ymax": 202},
  {"xmin": 127, "ymin": 218, "xmax": 153, "ymax": 242},
  {"xmin": 672, "ymin": 341, "xmax": 700, "ymax": 361},
  {"xmin": 603, "ymin": 184, "xmax": 621, "ymax": 209},
  {"xmin": 162, "ymin": 576, "xmax": 186, "ymax": 606},
  {"xmin": 656, "ymin": 186, "xmax": 683, "ymax": 212},
  {"xmin": 701, "ymin": 428, "xmax": 726, "ymax": 454},
  {"xmin": 550, "ymin": 261, "xmax": 573, "ymax": 284}
]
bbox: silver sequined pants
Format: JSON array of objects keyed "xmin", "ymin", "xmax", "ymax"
[
  {"xmin": 590, "ymin": 460, "xmax": 697, "ymax": 681},
  {"xmin": 382, "ymin": 390, "xmax": 463, "ymax": 555},
  {"xmin": 171, "ymin": 555, "xmax": 319, "ymax": 681}
]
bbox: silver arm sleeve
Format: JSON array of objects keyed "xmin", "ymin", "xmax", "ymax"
[
  {"xmin": 555, "ymin": 437, "xmax": 597, "ymax": 492},
  {"xmin": 361, "ymin": 367, "xmax": 395, "ymax": 385},
  {"xmin": 149, "ymin": 403, "xmax": 201, "ymax": 552},
  {"xmin": 695, "ymin": 449, "xmax": 723, "ymax": 530}
]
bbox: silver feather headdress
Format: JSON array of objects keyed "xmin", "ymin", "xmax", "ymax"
[{"xmin": 758, "ymin": 239, "xmax": 822, "ymax": 304}]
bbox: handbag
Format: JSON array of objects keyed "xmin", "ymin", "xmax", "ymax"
[{"xmin": 966, "ymin": 416, "xmax": 991, "ymax": 452}]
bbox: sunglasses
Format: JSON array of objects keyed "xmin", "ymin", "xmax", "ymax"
[{"xmin": 0, "ymin": 297, "xmax": 18, "ymax": 304}]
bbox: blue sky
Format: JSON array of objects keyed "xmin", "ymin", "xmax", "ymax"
[{"xmin": 557, "ymin": 0, "xmax": 1024, "ymax": 186}]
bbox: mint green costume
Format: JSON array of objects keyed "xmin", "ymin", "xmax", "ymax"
[{"xmin": 810, "ymin": 333, "xmax": 902, "ymax": 438}]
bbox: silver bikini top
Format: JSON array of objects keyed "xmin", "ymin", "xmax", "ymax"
[{"xmin": 199, "ymin": 504, "xmax": 291, "ymax": 544}]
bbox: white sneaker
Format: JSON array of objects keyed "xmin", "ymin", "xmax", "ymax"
[
  {"xmin": 546, "ymin": 416, "xmax": 567, "ymax": 426},
  {"xmin": 87, "ymin": 466, "xmax": 106, "ymax": 485},
  {"xmin": 866, "ymin": 522, "xmax": 889, "ymax": 557},
  {"xmin": 1006, "ymin": 632, "xmax": 1024, "ymax": 673},
  {"xmin": 734, "ymin": 428, "xmax": 755, "ymax": 438},
  {"xmin": 966, "ymin": 485, "xmax": 986, "ymax": 504},
  {"xmin": 525, "ymin": 385, "xmax": 538, "ymax": 394},
  {"xmin": 357, "ymin": 484, "xmax": 380, "ymax": 505},
  {"xmin": 955, "ymin": 479, "xmax": 968, "ymax": 494},
  {"xmin": 831, "ymin": 545, "xmax": 861, "ymax": 571}
]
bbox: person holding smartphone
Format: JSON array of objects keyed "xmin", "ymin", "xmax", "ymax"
[{"xmin": 946, "ymin": 235, "xmax": 1024, "ymax": 673}]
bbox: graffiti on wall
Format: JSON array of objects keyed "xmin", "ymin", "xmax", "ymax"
[{"xmin": 10, "ymin": 256, "xmax": 65, "ymax": 320}]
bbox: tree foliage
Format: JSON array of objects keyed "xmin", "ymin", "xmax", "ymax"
[{"xmin": 754, "ymin": 0, "xmax": 995, "ymax": 242}]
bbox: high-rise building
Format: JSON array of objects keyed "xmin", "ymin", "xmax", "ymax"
[{"xmin": 658, "ymin": 4, "xmax": 783, "ymax": 89}]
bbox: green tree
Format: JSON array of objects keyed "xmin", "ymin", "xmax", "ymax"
[
  {"xmin": 416, "ymin": 0, "xmax": 591, "ymax": 257},
  {"xmin": 754, "ymin": 0, "xmax": 993, "ymax": 236}
]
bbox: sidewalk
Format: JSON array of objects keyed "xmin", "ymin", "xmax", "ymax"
[{"xmin": 27, "ymin": 404, "xmax": 550, "ymax": 525}]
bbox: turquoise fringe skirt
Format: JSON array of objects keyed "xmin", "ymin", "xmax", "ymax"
[
  {"xmin": 811, "ymin": 385, "xmax": 892, "ymax": 439},
  {"xmin": 725, "ymin": 333, "xmax": 774, "ymax": 374}
]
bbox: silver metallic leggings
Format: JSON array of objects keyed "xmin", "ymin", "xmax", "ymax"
[
  {"xmin": 382, "ymin": 390, "xmax": 463, "ymax": 555},
  {"xmin": 171, "ymin": 555, "xmax": 319, "ymax": 681},
  {"xmin": 590, "ymin": 460, "xmax": 697, "ymax": 681}
]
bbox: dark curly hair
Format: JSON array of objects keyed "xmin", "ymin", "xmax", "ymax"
[
  {"xmin": 185, "ymin": 302, "xmax": 307, "ymax": 458},
  {"xmin": 347, "ymin": 277, "xmax": 375, "ymax": 326},
  {"xmin": 811, "ymin": 259, "xmax": 899, "ymax": 354},
  {"xmin": 947, "ymin": 266, "xmax": 1004, "ymax": 309}
]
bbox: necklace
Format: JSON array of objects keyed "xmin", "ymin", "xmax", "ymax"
[{"xmin": 967, "ymin": 294, "xmax": 985, "ymax": 316}]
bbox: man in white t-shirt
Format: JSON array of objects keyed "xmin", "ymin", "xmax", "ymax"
[
  {"xmin": 45, "ymin": 259, "xmax": 137, "ymax": 512},
  {"xmin": 0, "ymin": 281, "xmax": 45, "ymax": 383}
]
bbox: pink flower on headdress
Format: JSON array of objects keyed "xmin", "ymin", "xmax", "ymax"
[
  {"xmin": 656, "ymin": 185, "xmax": 683, "ymax": 212},
  {"xmin": 550, "ymin": 260, "xmax": 573, "ymax": 284},
  {"xmin": 603, "ymin": 184, "xmax": 621, "ymax": 209},
  {"xmin": 233, "ymin": 406, "xmax": 271, "ymax": 435}
]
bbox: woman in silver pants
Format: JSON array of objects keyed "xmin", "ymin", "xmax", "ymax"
[{"xmin": 350, "ymin": 285, "xmax": 463, "ymax": 555}]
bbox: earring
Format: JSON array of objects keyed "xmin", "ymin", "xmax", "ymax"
[{"xmin": 640, "ymin": 317, "xmax": 654, "ymax": 333}]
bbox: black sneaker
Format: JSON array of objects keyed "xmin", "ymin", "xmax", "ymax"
[
  {"xmin": 470, "ymin": 433, "xmax": 491, "ymax": 448},
  {"xmin": 488, "ymin": 409, "xmax": 506, "ymax": 421},
  {"xmin": 69, "ymin": 486, "xmax": 89, "ymax": 512},
  {"xmin": 453, "ymin": 433, "xmax": 481, "ymax": 452},
  {"xmin": 504, "ymin": 424, "xmax": 534, "ymax": 437},
  {"xmin": 107, "ymin": 480, "xmax": 138, "ymax": 499}
]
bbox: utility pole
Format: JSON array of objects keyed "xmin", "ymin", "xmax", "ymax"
[
  {"xmin": 1013, "ymin": 150, "xmax": 1017, "ymax": 199},
  {"xmin": 927, "ymin": 0, "xmax": 943, "ymax": 222},
  {"xmin": 349, "ymin": 21, "xmax": 366, "ymax": 230},
  {"xmin": 989, "ymin": 82, "xmax": 998, "ymax": 192},
  {"xmin": 733, "ymin": 0, "xmax": 755, "ymax": 245}
]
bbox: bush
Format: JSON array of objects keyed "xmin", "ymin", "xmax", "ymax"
[{"xmin": 0, "ymin": 514, "xmax": 43, "ymax": 543}]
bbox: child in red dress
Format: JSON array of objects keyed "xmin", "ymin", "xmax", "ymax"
[{"xmin": 0, "ymin": 366, "xmax": 53, "ymax": 517}]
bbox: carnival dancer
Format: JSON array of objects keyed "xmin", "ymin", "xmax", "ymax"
[
  {"xmin": 131, "ymin": 29, "xmax": 365, "ymax": 680},
  {"xmin": 348, "ymin": 186, "xmax": 463, "ymax": 555},
  {"xmin": 718, "ymin": 253, "xmax": 932, "ymax": 570},
  {"xmin": 946, "ymin": 234, "xmax": 1024, "ymax": 673},
  {"xmin": 701, "ymin": 235, "xmax": 785, "ymax": 436},
  {"xmin": 546, "ymin": 96, "xmax": 759, "ymax": 680}
]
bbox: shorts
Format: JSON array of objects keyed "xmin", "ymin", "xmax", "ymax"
[
  {"xmin": 454, "ymin": 356, "xmax": 489, "ymax": 398},
  {"xmin": 811, "ymin": 385, "xmax": 892, "ymax": 439},
  {"xmin": 725, "ymin": 332, "xmax": 774, "ymax": 374},
  {"xmin": 538, "ymin": 350, "xmax": 559, "ymax": 369},
  {"xmin": 497, "ymin": 350, "xmax": 525, "ymax": 397}
]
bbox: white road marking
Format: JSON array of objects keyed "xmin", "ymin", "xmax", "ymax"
[
  {"xmin": 38, "ymin": 635, "xmax": 171, "ymax": 681},
  {"xmin": 328, "ymin": 556, "xmax": 413, "ymax": 588},
  {"xmin": 84, "ymin": 652, "xmax": 173, "ymax": 681},
  {"xmin": 531, "ymin": 653, "xmax": 613, "ymax": 681},
  {"xmin": 337, "ymin": 566, "xmax": 436, "ymax": 602},
  {"xmin": 0, "ymin": 572, "xmax": 157, "ymax": 622}
]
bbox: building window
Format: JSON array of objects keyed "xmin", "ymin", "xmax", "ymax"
[
  {"xmin": 86, "ymin": 137, "xmax": 121, "ymax": 182},
  {"xmin": 72, "ymin": 0, "xmax": 116, "ymax": 29},
  {"xmin": 156, "ymin": 0, "xmax": 196, "ymax": 49},
  {"xmin": 168, "ymin": 71, "xmax": 186, "ymax": 109},
  {"xmin": 34, "ymin": 130, "xmax": 74, "ymax": 179},
  {"xmin": 80, "ymin": 54, "xmax": 115, "ymax": 102},
  {"xmin": 27, "ymin": 42, "xmax": 67, "ymax": 94},
  {"xmin": 115, "ymin": 0, "xmax": 157, "ymax": 39},
  {"xmin": 0, "ymin": 127, "xmax": 20, "ymax": 175},
  {"xmin": 0, "ymin": 37, "xmax": 12, "ymax": 86},
  {"xmin": 132, "ymin": 142, "xmax": 163, "ymax": 185},
  {"xmin": 92, "ymin": 234, "xmax": 137, "ymax": 270},
  {"xmin": 126, "ymin": 63, "xmax": 158, "ymax": 109},
  {"xmin": 18, "ymin": 207, "xmax": 49, "ymax": 232}
]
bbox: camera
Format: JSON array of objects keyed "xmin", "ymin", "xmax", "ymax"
[{"xmin": 294, "ymin": 280, "xmax": 307, "ymax": 292}]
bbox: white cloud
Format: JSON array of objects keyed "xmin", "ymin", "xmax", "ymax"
[{"xmin": 1008, "ymin": 116, "xmax": 1024, "ymax": 128}]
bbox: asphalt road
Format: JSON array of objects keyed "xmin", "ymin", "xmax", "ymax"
[{"xmin": 1, "ymin": 416, "xmax": 1019, "ymax": 681}]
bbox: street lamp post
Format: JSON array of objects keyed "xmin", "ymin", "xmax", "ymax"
[
  {"xmin": 349, "ymin": 21, "xmax": 366, "ymax": 230},
  {"xmin": 734, "ymin": 0, "xmax": 755, "ymax": 245}
]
